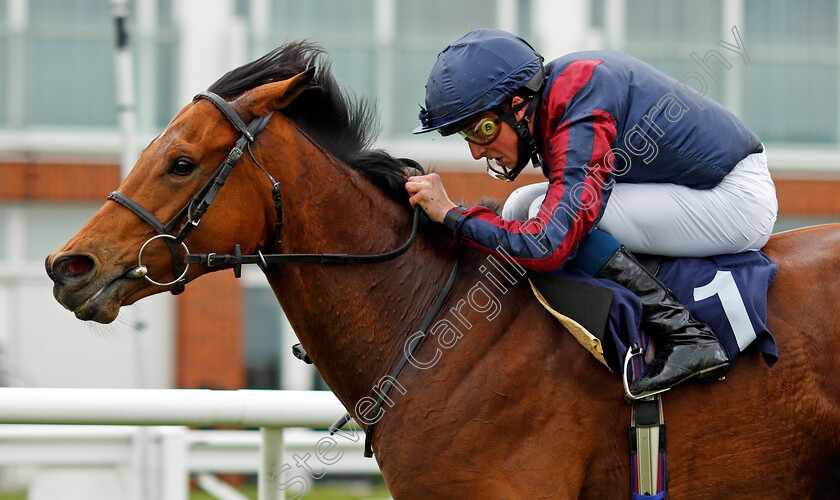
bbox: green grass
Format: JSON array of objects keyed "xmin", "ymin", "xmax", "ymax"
[
  {"xmin": 0, "ymin": 479, "xmax": 390, "ymax": 500},
  {"xmin": 188, "ymin": 480, "xmax": 390, "ymax": 500}
]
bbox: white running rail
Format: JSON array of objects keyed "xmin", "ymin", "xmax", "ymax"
[{"xmin": 0, "ymin": 389, "xmax": 377, "ymax": 500}]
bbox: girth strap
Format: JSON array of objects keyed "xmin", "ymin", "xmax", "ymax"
[
  {"xmin": 628, "ymin": 332, "xmax": 667, "ymax": 499},
  {"xmin": 630, "ymin": 395, "xmax": 666, "ymax": 499}
]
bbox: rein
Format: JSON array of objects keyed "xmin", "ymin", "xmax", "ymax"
[
  {"xmin": 183, "ymin": 205, "xmax": 423, "ymax": 271},
  {"xmin": 361, "ymin": 243, "xmax": 463, "ymax": 457},
  {"xmin": 108, "ymin": 91, "xmax": 423, "ymax": 287},
  {"xmin": 108, "ymin": 91, "xmax": 462, "ymax": 457}
]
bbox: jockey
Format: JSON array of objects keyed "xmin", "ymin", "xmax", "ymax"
[{"xmin": 405, "ymin": 28, "xmax": 777, "ymax": 397}]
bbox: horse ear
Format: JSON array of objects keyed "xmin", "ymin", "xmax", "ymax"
[{"xmin": 235, "ymin": 67, "xmax": 316, "ymax": 117}]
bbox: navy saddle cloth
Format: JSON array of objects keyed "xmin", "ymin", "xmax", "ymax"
[{"xmin": 533, "ymin": 250, "xmax": 778, "ymax": 374}]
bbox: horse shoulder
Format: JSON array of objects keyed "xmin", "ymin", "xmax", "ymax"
[{"xmin": 376, "ymin": 265, "xmax": 622, "ymax": 497}]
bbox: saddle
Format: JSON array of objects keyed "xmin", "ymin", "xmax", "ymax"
[
  {"xmin": 529, "ymin": 251, "xmax": 778, "ymax": 374},
  {"xmin": 528, "ymin": 254, "xmax": 660, "ymax": 371},
  {"xmin": 529, "ymin": 251, "xmax": 778, "ymax": 499},
  {"xmin": 529, "ymin": 255, "xmax": 667, "ymax": 499}
]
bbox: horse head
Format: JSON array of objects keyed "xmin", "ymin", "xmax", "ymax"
[
  {"xmin": 46, "ymin": 67, "xmax": 315, "ymax": 323},
  {"xmin": 46, "ymin": 43, "xmax": 464, "ymax": 457}
]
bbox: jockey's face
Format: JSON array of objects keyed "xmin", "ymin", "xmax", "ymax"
[{"xmin": 465, "ymin": 96, "xmax": 533, "ymax": 169}]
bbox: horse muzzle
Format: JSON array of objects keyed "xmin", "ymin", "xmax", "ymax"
[{"xmin": 45, "ymin": 251, "xmax": 146, "ymax": 323}]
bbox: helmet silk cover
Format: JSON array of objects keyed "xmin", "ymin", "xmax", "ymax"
[{"xmin": 415, "ymin": 28, "xmax": 544, "ymax": 134}]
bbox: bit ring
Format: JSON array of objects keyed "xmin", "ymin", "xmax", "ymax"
[{"xmin": 137, "ymin": 234, "xmax": 190, "ymax": 287}]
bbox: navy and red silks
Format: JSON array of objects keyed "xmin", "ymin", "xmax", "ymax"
[{"xmin": 448, "ymin": 51, "xmax": 762, "ymax": 274}]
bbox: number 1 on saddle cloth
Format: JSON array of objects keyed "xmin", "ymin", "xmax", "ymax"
[{"xmin": 533, "ymin": 229, "xmax": 778, "ymax": 388}]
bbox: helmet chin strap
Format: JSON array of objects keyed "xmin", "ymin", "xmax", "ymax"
[{"xmin": 494, "ymin": 96, "xmax": 541, "ymax": 181}]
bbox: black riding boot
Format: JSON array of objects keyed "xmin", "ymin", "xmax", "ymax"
[{"xmin": 595, "ymin": 247, "xmax": 730, "ymax": 396}]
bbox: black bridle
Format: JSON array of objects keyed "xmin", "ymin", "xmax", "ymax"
[
  {"xmin": 108, "ymin": 91, "xmax": 424, "ymax": 293},
  {"xmin": 108, "ymin": 91, "xmax": 462, "ymax": 458},
  {"xmin": 108, "ymin": 92, "xmax": 275, "ymax": 294}
]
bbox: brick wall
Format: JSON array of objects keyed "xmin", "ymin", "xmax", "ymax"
[
  {"xmin": 0, "ymin": 162, "xmax": 121, "ymax": 200},
  {"xmin": 438, "ymin": 171, "xmax": 546, "ymax": 207},
  {"xmin": 1, "ymin": 161, "xmax": 245, "ymax": 390},
  {"xmin": 3, "ymin": 160, "xmax": 838, "ymax": 390},
  {"xmin": 774, "ymin": 177, "xmax": 840, "ymax": 216},
  {"xmin": 175, "ymin": 270, "xmax": 245, "ymax": 389}
]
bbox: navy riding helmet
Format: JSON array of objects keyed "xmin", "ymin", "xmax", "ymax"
[{"xmin": 414, "ymin": 28, "xmax": 546, "ymax": 181}]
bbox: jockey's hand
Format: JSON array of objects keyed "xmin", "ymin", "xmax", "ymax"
[{"xmin": 405, "ymin": 173, "xmax": 458, "ymax": 224}]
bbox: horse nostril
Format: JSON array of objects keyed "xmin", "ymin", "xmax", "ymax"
[
  {"xmin": 63, "ymin": 256, "xmax": 93, "ymax": 277},
  {"xmin": 52, "ymin": 254, "xmax": 97, "ymax": 284}
]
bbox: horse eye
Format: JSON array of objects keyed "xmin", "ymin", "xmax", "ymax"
[{"xmin": 169, "ymin": 159, "xmax": 196, "ymax": 177}]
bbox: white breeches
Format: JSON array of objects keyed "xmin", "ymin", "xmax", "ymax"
[{"xmin": 501, "ymin": 150, "xmax": 778, "ymax": 257}]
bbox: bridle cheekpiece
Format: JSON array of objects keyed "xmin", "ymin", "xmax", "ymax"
[{"xmin": 107, "ymin": 91, "xmax": 274, "ymax": 294}]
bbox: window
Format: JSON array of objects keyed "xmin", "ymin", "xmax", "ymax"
[
  {"xmin": 138, "ymin": 0, "xmax": 178, "ymax": 131},
  {"xmin": 22, "ymin": 204, "xmax": 104, "ymax": 259},
  {"xmin": 266, "ymin": 0, "xmax": 377, "ymax": 99},
  {"xmin": 244, "ymin": 286, "xmax": 282, "ymax": 389},
  {"xmin": 744, "ymin": 0, "xmax": 839, "ymax": 143},
  {"xmin": 774, "ymin": 216, "xmax": 837, "ymax": 233},
  {"xmin": 0, "ymin": 202, "xmax": 177, "ymax": 389},
  {"xmin": 618, "ymin": 0, "xmax": 840, "ymax": 146},
  {"xmin": 1, "ymin": 0, "xmax": 838, "ymax": 151},
  {"xmin": 242, "ymin": 275, "xmax": 325, "ymax": 391},
  {"xmin": 0, "ymin": 0, "xmax": 177, "ymax": 133},
  {"xmin": 24, "ymin": 0, "xmax": 115, "ymax": 127},
  {"xmin": 625, "ymin": 0, "xmax": 723, "ymax": 45},
  {"xmin": 622, "ymin": 0, "xmax": 726, "ymax": 103},
  {"xmin": 251, "ymin": 0, "xmax": 532, "ymax": 139},
  {"xmin": 0, "ymin": 0, "xmax": 10, "ymax": 127},
  {"xmin": 0, "ymin": 208, "xmax": 5, "ymax": 260},
  {"xmin": 0, "ymin": 203, "xmax": 102, "ymax": 263},
  {"xmin": 590, "ymin": 0, "xmax": 605, "ymax": 29}
]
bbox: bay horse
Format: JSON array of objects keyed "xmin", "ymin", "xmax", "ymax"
[{"xmin": 46, "ymin": 43, "xmax": 840, "ymax": 498}]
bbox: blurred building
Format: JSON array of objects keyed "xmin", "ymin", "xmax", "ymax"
[{"xmin": 0, "ymin": 0, "xmax": 838, "ymax": 392}]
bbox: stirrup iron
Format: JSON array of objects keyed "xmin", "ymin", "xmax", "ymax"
[{"xmin": 623, "ymin": 343, "xmax": 671, "ymax": 401}]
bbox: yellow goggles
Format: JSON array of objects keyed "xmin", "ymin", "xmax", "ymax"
[{"xmin": 457, "ymin": 113, "xmax": 502, "ymax": 145}]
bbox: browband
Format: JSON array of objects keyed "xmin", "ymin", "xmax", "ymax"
[{"xmin": 194, "ymin": 91, "xmax": 255, "ymax": 142}]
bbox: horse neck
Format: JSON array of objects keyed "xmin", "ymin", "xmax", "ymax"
[{"xmin": 258, "ymin": 125, "xmax": 457, "ymax": 410}]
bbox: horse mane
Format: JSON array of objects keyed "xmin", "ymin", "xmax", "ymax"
[
  {"xmin": 208, "ymin": 41, "xmax": 411, "ymax": 207},
  {"xmin": 476, "ymin": 197, "xmax": 503, "ymax": 214}
]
